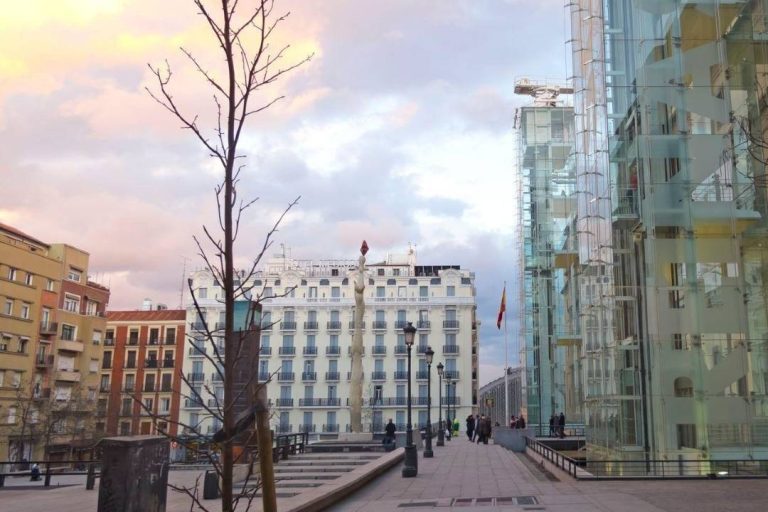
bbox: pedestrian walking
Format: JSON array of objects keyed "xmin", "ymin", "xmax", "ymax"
[
  {"xmin": 452, "ymin": 417, "xmax": 460, "ymax": 437},
  {"xmin": 558, "ymin": 412, "xmax": 566, "ymax": 438},
  {"xmin": 466, "ymin": 414, "xmax": 475, "ymax": 441},
  {"xmin": 384, "ymin": 418, "xmax": 397, "ymax": 445},
  {"xmin": 472, "ymin": 414, "xmax": 480, "ymax": 441},
  {"xmin": 549, "ymin": 414, "xmax": 556, "ymax": 436},
  {"xmin": 517, "ymin": 414, "xmax": 526, "ymax": 429},
  {"xmin": 476, "ymin": 414, "xmax": 486, "ymax": 444},
  {"xmin": 482, "ymin": 416, "xmax": 493, "ymax": 444},
  {"xmin": 509, "ymin": 416, "xmax": 517, "ymax": 429}
]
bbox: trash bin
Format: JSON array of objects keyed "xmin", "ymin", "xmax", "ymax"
[{"xmin": 203, "ymin": 470, "xmax": 220, "ymax": 500}]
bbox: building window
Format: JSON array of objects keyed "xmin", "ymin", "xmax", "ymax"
[
  {"xmin": 7, "ymin": 267, "xmax": 17, "ymax": 281},
  {"xmin": 376, "ymin": 286, "xmax": 385, "ymax": 298},
  {"xmin": 63, "ymin": 294, "xmax": 80, "ymax": 313},
  {"xmin": 3, "ymin": 299, "xmax": 12, "ymax": 316},
  {"xmin": 161, "ymin": 373, "xmax": 172, "ymax": 392},
  {"xmin": 447, "ymin": 286, "xmax": 455, "ymax": 297},
  {"xmin": 677, "ymin": 424, "xmax": 697, "ymax": 449},
  {"xmin": 86, "ymin": 300, "xmax": 98, "ymax": 316},
  {"xmin": 160, "ymin": 398, "xmax": 170, "ymax": 413},
  {"xmin": 7, "ymin": 407, "xmax": 17, "ymax": 424},
  {"xmin": 674, "ymin": 377, "xmax": 694, "ymax": 397},
  {"xmin": 120, "ymin": 422, "xmax": 131, "ymax": 435},
  {"xmin": 331, "ymin": 287, "xmax": 340, "ymax": 298},
  {"xmin": 61, "ymin": 324, "xmax": 76, "ymax": 341},
  {"xmin": 46, "ymin": 279, "xmax": 54, "ymax": 291},
  {"xmin": 17, "ymin": 338, "xmax": 28, "ymax": 354},
  {"xmin": 24, "ymin": 273, "xmax": 33, "ymax": 286},
  {"xmin": 67, "ymin": 268, "xmax": 82, "ymax": 282}
]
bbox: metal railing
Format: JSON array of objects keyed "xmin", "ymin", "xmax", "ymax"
[
  {"xmin": 325, "ymin": 371, "xmax": 340, "ymax": 381},
  {"xmin": 326, "ymin": 346, "xmax": 341, "ymax": 355},
  {"xmin": 0, "ymin": 459, "xmax": 101, "ymax": 489},
  {"xmin": 524, "ymin": 437, "xmax": 768, "ymax": 479}
]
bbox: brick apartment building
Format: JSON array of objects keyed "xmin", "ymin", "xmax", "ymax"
[{"xmin": 100, "ymin": 305, "xmax": 186, "ymax": 437}]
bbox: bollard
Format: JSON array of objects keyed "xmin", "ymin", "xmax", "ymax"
[
  {"xmin": 86, "ymin": 463, "xmax": 96, "ymax": 490},
  {"xmin": 44, "ymin": 463, "xmax": 51, "ymax": 487}
]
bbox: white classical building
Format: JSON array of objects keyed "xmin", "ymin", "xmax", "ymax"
[{"xmin": 180, "ymin": 249, "xmax": 479, "ymax": 437}]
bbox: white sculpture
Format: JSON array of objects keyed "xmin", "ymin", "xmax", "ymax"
[{"xmin": 349, "ymin": 241, "xmax": 368, "ymax": 433}]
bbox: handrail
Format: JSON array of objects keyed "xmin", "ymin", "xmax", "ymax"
[{"xmin": 524, "ymin": 437, "xmax": 768, "ymax": 479}]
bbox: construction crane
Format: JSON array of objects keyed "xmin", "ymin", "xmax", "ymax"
[{"xmin": 514, "ymin": 78, "xmax": 573, "ymax": 107}]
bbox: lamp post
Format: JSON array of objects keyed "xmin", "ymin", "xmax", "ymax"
[
  {"xmin": 445, "ymin": 376, "xmax": 452, "ymax": 441},
  {"xmin": 402, "ymin": 322, "xmax": 418, "ymax": 477},
  {"xmin": 424, "ymin": 346, "xmax": 434, "ymax": 458},
  {"xmin": 452, "ymin": 380, "xmax": 457, "ymax": 427},
  {"xmin": 436, "ymin": 362, "xmax": 444, "ymax": 446}
]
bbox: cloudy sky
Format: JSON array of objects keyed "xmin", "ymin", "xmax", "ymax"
[{"xmin": 1, "ymin": 0, "xmax": 568, "ymax": 385}]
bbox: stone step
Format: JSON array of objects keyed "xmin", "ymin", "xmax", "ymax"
[
  {"xmin": 275, "ymin": 481, "xmax": 324, "ymax": 489},
  {"xmin": 274, "ymin": 472, "xmax": 341, "ymax": 480},
  {"xmin": 305, "ymin": 444, "xmax": 388, "ymax": 453},
  {"xmin": 291, "ymin": 454, "xmax": 379, "ymax": 461},
  {"xmin": 274, "ymin": 465, "xmax": 358, "ymax": 473},
  {"xmin": 278, "ymin": 459, "xmax": 369, "ymax": 466}
]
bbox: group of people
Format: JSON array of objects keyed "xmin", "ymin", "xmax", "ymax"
[
  {"xmin": 508, "ymin": 414, "xmax": 526, "ymax": 429},
  {"xmin": 549, "ymin": 412, "xmax": 567, "ymax": 438},
  {"xmin": 465, "ymin": 413, "xmax": 501, "ymax": 444}
]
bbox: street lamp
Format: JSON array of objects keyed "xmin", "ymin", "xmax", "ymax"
[
  {"xmin": 424, "ymin": 346, "xmax": 434, "ymax": 458},
  {"xmin": 402, "ymin": 322, "xmax": 418, "ymax": 478},
  {"xmin": 445, "ymin": 376, "xmax": 453, "ymax": 441},
  {"xmin": 436, "ymin": 362, "xmax": 444, "ymax": 446}
]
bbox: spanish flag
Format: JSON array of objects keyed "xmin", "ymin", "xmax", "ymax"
[{"xmin": 496, "ymin": 286, "xmax": 506, "ymax": 330}]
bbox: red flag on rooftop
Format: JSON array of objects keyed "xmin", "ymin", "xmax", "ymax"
[{"xmin": 496, "ymin": 286, "xmax": 506, "ymax": 330}]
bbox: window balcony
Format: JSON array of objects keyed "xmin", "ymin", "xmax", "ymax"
[
  {"xmin": 325, "ymin": 371, "xmax": 340, "ymax": 381},
  {"xmin": 395, "ymin": 345, "xmax": 408, "ymax": 354},
  {"xmin": 347, "ymin": 371, "xmax": 365, "ymax": 380},
  {"xmin": 416, "ymin": 345, "xmax": 428, "ymax": 354},
  {"xmin": 258, "ymin": 372, "xmax": 270, "ymax": 381},
  {"xmin": 304, "ymin": 321, "xmax": 319, "ymax": 331},
  {"xmin": 371, "ymin": 321, "xmax": 387, "ymax": 331},
  {"xmin": 125, "ymin": 361, "xmax": 137, "ymax": 369},
  {"xmin": 326, "ymin": 346, "xmax": 341, "ymax": 356},
  {"xmin": 443, "ymin": 345, "xmax": 459, "ymax": 354},
  {"xmin": 123, "ymin": 384, "xmax": 135, "ymax": 393},
  {"xmin": 394, "ymin": 320, "xmax": 407, "ymax": 329},
  {"xmin": 416, "ymin": 370, "xmax": 429, "ymax": 380},
  {"xmin": 55, "ymin": 369, "xmax": 81, "ymax": 383},
  {"xmin": 190, "ymin": 322, "xmax": 206, "ymax": 331},
  {"xmin": 278, "ymin": 346, "xmax": 296, "ymax": 356},
  {"xmin": 211, "ymin": 372, "xmax": 223, "ymax": 382},
  {"xmin": 277, "ymin": 372, "xmax": 295, "ymax": 382},
  {"xmin": 187, "ymin": 372, "xmax": 205, "ymax": 383},
  {"xmin": 299, "ymin": 424, "xmax": 316, "ymax": 433},
  {"xmin": 185, "ymin": 398, "xmax": 204, "ymax": 409},
  {"xmin": 301, "ymin": 371, "xmax": 317, "ymax": 381},
  {"xmin": 444, "ymin": 370, "xmax": 460, "ymax": 380},
  {"xmin": 394, "ymin": 371, "xmax": 408, "ymax": 380},
  {"xmin": 348, "ymin": 321, "xmax": 365, "ymax": 331},
  {"xmin": 299, "ymin": 398, "xmax": 341, "ymax": 407},
  {"xmin": 371, "ymin": 345, "xmax": 387, "ymax": 355},
  {"xmin": 127, "ymin": 338, "xmax": 139, "ymax": 346},
  {"xmin": 371, "ymin": 371, "xmax": 387, "ymax": 381},
  {"xmin": 39, "ymin": 321, "xmax": 58, "ymax": 335},
  {"xmin": 303, "ymin": 346, "xmax": 318, "ymax": 356},
  {"xmin": 260, "ymin": 346, "xmax": 272, "ymax": 356},
  {"xmin": 417, "ymin": 320, "xmax": 431, "ymax": 330},
  {"xmin": 275, "ymin": 399, "xmax": 293, "ymax": 407},
  {"xmin": 347, "ymin": 346, "xmax": 365, "ymax": 355},
  {"xmin": 104, "ymin": 338, "xmax": 115, "ymax": 346},
  {"xmin": 322, "ymin": 424, "xmax": 339, "ymax": 433},
  {"xmin": 326, "ymin": 321, "xmax": 342, "ymax": 331},
  {"xmin": 275, "ymin": 424, "xmax": 293, "ymax": 433},
  {"xmin": 145, "ymin": 359, "xmax": 158, "ymax": 369},
  {"xmin": 443, "ymin": 320, "xmax": 460, "ymax": 330},
  {"xmin": 58, "ymin": 339, "xmax": 84, "ymax": 353},
  {"xmin": 144, "ymin": 384, "xmax": 156, "ymax": 392},
  {"xmin": 441, "ymin": 396, "xmax": 461, "ymax": 406},
  {"xmin": 189, "ymin": 346, "xmax": 207, "ymax": 357},
  {"xmin": 280, "ymin": 321, "xmax": 297, "ymax": 331},
  {"xmin": 99, "ymin": 384, "xmax": 110, "ymax": 393},
  {"xmin": 163, "ymin": 359, "xmax": 175, "ymax": 368},
  {"xmin": 120, "ymin": 407, "xmax": 133, "ymax": 417},
  {"xmin": 35, "ymin": 354, "xmax": 54, "ymax": 368}
]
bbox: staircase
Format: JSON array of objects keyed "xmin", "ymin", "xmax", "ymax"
[{"xmin": 240, "ymin": 452, "xmax": 382, "ymax": 498}]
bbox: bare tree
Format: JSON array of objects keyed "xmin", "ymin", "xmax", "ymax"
[{"xmin": 145, "ymin": 1, "xmax": 311, "ymax": 511}]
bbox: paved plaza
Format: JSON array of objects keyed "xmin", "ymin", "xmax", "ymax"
[
  {"xmin": 1, "ymin": 439, "xmax": 767, "ymax": 511},
  {"xmin": 332, "ymin": 438, "xmax": 768, "ymax": 512}
]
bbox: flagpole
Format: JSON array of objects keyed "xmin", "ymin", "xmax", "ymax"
[{"xmin": 503, "ymin": 281, "xmax": 509, "ymax": 425}]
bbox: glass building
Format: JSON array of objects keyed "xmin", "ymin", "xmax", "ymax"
[
  {"xmin": 516, "ymin": 85, "xmax": 580, "ymax": 432},
  {"xmin": 570, "ymin": 0, "xmax": 768, "ymax": 469}
]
